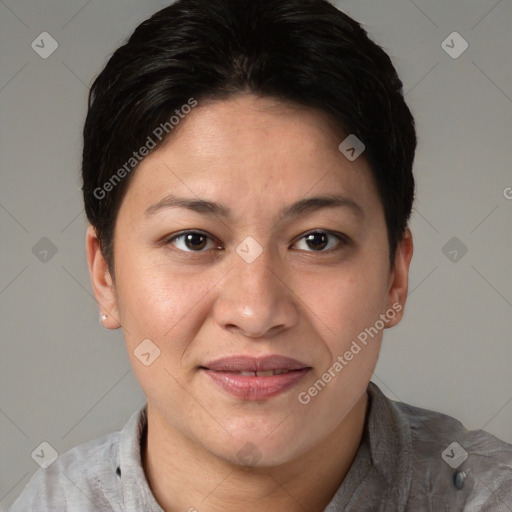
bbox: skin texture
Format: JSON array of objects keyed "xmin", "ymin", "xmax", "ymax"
[{"xmin": 86, "ymin": 94, "xmax": 413, "ymax": 511}]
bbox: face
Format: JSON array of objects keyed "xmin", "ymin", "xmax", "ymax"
[{"xmin": 87, "ymin": 94, "xmax": 412, "ymax": 467}]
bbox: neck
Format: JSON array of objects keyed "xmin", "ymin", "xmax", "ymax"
[{"xmin": 142, "ymin": 391, "xmax": 369, "ymax": 512}]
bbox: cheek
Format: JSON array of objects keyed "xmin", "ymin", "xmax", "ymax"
[
  {"xmin": 115, "ymin": 252, "xmax": 217, "ymax": 350},
  {"xmin": 294, "ymin": 266, "xmax": 388, "ymax": 428},
  {"xmin": 307, "ymin": 263, "xmax": 390, "ymax": 347}
]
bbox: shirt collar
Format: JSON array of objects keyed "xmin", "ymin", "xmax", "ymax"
[
  {"xmin": 117, "ymin": 404, "xmax": 164, "ymax": 511},
  {"xmin": 324, "ymin": 381, "xmax": 413, "ymax": 510},
  {"xmin": 114, "ymin": 381, "xmax": 412, "ymax": 511},
  {"xmin": 366, "ymin": 381, "xmax": 413, "ymax": 501}
]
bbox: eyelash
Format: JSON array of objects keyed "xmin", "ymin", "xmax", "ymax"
[{"xmin": 163, "ymin": 230, "xmax": 349, "ymax": 254}]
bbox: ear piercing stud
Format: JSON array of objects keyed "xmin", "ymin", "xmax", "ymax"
[{"xmin": 100, "ymin": 313, "xmax": 108, "ymax": 323}]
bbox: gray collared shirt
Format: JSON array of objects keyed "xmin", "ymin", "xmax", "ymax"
[{"xmin": 6, "ymin": 381, "xmax": 512, "ymax": 511}]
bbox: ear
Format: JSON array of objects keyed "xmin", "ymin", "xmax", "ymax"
[
  {"xmin": 384, "ymin": 227, "xmax": 414, "ymax": 328},
  {"xmin": 85, "ymin": 224, "xmax": 121, "ymax": 329}
]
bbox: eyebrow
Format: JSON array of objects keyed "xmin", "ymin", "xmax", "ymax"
[{"xmin": 144, "ymin": 193, "xmax": 364, "ymax": 222}]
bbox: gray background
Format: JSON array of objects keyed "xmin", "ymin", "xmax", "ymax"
[{"xmin": 1, "ymin": 0, "xmax": 511, "ymax": 508}]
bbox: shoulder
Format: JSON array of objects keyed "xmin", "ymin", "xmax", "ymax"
[
  {"xmin": 394, "ymin": 399, "xmax": 512, "ymax": 510},
  {"xmin": 7, "ymin": 430, "xmax": 122, "ymax": 512}
]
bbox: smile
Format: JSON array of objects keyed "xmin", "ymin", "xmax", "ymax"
[{"xmin": 200, "ymin": 367, "xmax": 310, "ymax": 400}]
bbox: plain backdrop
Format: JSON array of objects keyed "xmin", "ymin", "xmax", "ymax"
[{"xmin": 1, "ymin": 0, "xmax": 511, "ymax": 508}]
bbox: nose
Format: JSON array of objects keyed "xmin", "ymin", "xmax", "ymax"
[{"xmin": 212, "ymin": 244, "xmax": 299, "ymax": 339}]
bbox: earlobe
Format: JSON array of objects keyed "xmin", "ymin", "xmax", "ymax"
[
  {"xmin": 385, "ymin": 228, "xmax": 414, "ymax": 328},
  {"xmin": 85, "ymin": 225, "xmax": 121, "ymax": 329}
]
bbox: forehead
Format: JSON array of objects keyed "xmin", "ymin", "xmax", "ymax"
[{"xmin": 119, "ymin": 94, "xmax": 382, "ymax": 224}]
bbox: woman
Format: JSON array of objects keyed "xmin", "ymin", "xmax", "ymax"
[{"xmin": 8, "ymin": 0, "xmax": 512, "ymax": 510}]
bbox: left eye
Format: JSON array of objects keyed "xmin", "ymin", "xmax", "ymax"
[{"xmin": 292, "ymin": 231, "xmax": 345, "ymax": 253}]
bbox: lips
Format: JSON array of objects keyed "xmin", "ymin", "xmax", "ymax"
[
  {"xmin": 201, "ymin": 355, "xmax": 310, "ymax": 373},
  {"xmin": 233, "ymin": 369, "xmax": 292, "ymax": 376},
  {"xmin": 200, "ymin": 355, "xmax": 312, "ymax": 400}
]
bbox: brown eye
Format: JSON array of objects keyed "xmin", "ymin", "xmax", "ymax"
[
  {"xmin": 183, "ymin": 232, "xmax": 208, "ymax": 250},
  {"xmin": 304, "ymin": 232, "xmax": 329, "ymax": 251},
  {"xmin": 292, "ymin": 231, "xmax": 346, "ymax": 253},
  {"xmin": 166, "ymin": 231, "xmax": 218, "ymax": 252}
]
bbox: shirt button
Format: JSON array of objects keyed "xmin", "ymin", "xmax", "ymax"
[{"xmin": 453, "ymin": 470, "xmax": 466, "ymax": 490}]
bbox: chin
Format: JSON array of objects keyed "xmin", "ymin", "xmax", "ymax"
[{"xmin": 205, "ymin": 429, "xmax": 310, "ymax": 468}]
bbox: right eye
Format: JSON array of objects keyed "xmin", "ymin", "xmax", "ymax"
[{"xmin": 163, "ymin": 230, "xmax": 222, "ymax": 253}]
